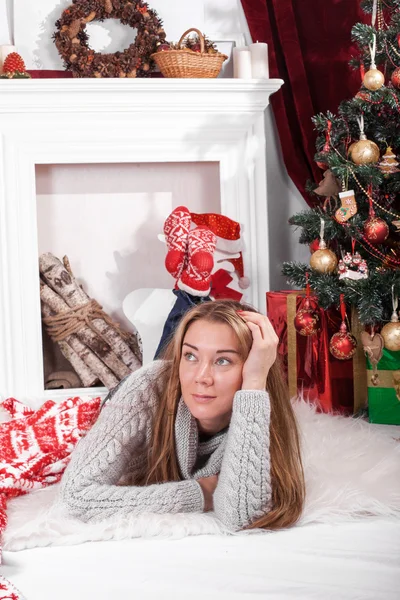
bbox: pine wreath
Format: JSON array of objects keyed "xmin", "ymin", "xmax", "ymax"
[{"xmin": 53, "ymin": 0, "xmax": 166, "ymax": 78}]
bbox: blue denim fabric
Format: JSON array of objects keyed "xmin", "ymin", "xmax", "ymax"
[{"xmin": 154, "ymin": 290, "xmax": 212, "ymax": 359}]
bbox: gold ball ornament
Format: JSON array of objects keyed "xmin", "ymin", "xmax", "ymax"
[
  {"xmin": 347, "ymin": 141, "xmax": 357, "ymax": 157},
  {"xmin": 363, "ymin": 68, "xmax": 385, "ymax": 91},
  {"xmin": 381, "ymin": 320, "xmax": 400, "ymax": 351},
  {"xmin": 350, "ymin": 138, "xmax": 380, "ymax": 165},
  {"xmin": 310, "ymin": 248, "xmax": 338, "ymax": 274}
]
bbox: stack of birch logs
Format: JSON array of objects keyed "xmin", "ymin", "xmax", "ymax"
[{"xmin": 39, "ymin": 253, "xmax": 142, "ymax": 389}]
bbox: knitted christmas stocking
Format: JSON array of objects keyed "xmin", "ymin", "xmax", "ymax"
[
  {"xmin": 178, "ymin": 227, "xmax": 217, "ymax": 296},
  {"xmin": 163, "ymin": 206, "xmax": 191, "ymax": 279}
]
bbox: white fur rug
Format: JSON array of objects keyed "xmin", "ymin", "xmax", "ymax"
[{"xmin": 3, "ymin": 400, "xmax": 400, "ymax": 552}]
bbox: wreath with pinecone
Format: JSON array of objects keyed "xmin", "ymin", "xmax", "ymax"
[{"xmin": 53, "ymin": 0, "xmax": 166, "ymax": 78}]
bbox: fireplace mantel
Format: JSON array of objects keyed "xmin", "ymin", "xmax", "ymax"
[
  {"xmin": 0, "ymin": 78, "xmax": 283, "ymax": 112},
  {"xmin": 0, "ymin": 78, "xmax": 283, "ymax": 400}
]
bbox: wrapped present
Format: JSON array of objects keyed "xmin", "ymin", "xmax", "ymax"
[
  {"xmin": 366, "ymin": 349, "xmax": 400, "ymax": 425},
  {"xmin": 266, "ymin": 291, "xmax": 366, "ymax": 414}
]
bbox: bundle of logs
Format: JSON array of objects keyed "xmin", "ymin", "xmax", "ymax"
[{"xmin": 39, "ymin": 253, "xmax": 142, "ymax": 389}]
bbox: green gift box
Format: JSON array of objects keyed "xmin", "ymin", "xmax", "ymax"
[{"xmin": 366, "ymin": 348, "xmax": 400, "ymax": 425}]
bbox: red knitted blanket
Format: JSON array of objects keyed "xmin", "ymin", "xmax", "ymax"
[{"xmin": 0, "ymin": 396, "xmax": 101, "ymax": 599}]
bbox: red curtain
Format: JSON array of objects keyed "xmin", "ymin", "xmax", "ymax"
[{"xmin": 240, "ymin": 0, "xmax": 366, "ymax": 205}]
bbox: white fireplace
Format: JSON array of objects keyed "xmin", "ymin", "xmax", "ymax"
[{"xmin": 0, "ymin": 78, "xmax": 283, "ymax": 401}]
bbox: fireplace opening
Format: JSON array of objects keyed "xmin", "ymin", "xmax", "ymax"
[{"xmin": 35, "ymin": 161, "xmax": 221, "ymax": 391}]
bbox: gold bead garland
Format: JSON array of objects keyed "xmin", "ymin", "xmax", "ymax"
[{"xmin": 348, "ymin": 167, "xmax": 400, "ymax": 220}]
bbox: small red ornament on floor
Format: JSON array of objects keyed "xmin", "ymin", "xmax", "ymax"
[{"xmin": 329, "ymin": 294, "xmax": 357, "ymax": 360}]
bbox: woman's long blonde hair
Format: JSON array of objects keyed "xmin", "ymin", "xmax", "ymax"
[{"xmin": 137, "ymin": 299, "xmax": 305, "ymax": 530}]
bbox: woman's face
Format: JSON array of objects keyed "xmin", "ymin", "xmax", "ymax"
[{"xmin": 179, "ymin": 319, "xmax": 244, "ymax": 435}]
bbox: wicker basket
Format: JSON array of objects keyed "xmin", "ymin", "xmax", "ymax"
[{"xmin": 151, "ymin": 28, "xmax": 228, "ymax": 79}]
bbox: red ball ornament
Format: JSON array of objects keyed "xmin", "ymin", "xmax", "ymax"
[
  {"xmin": 391, "ymin": 67, "xmax": 400, "ymax": 90},
  {"xmin": 294, "ymin": 299, "xmax": 320, "ymax": 336},
  {"xmin": 316, "ymin": 160, "xmax": 328, "ymax": 170},
  {"xmin": 329, "ymin": 322, "xmax": 357, "ymax": 360},
  {"xmin": 309, "ymin": 239, "xmax": 320, "ymax": 253},
  {"xmin": 363, "ymin": 217, "xmax": 389, "ymax": 244}
]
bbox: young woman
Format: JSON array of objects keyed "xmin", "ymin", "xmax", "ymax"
[{"xmin": 59, "ymin": 299, "xmax": 305, "ymax": 531}]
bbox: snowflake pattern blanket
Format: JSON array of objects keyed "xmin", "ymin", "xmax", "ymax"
[{"xmin": 0, "ymin": 396, "xmax": 101, "ymax": 599}]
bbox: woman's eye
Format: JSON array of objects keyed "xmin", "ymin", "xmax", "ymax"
[
  {"xmin": 216, "ymin": 357, "xmax": 231, "ymax": 366},
  {"xmin": 184, "ymin": 352, "xmax": 197, "ymax": 361}
]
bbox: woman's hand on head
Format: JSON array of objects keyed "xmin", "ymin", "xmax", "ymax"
[{"xmin": 238, "ymin": 311, "xmax": 279, "ymax": 391}]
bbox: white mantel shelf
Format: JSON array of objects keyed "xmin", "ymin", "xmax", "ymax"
[
  {"xmin": 0, "ymin": 75, "xmax": 284, "ymax": 400},
  {"xmin": 0, "ymin": 78, "xmax": 284, "ymax": 112}
]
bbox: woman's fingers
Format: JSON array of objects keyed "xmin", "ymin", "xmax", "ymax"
[
  {"xmin": 238, "ymin": 311, "xmax": 277, "ymax": 344},
  {"xmin": 246, "ymin": 319, "xmax": 263, "ymax": 344}
]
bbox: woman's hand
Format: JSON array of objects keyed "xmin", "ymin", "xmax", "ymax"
[
  {"xmin": 197, "ymin": 474, "xmax": 219, "ymax": 512},
  {"xmin": 238, "ymin": 311, "xmax": 279, "ymax": 391}
]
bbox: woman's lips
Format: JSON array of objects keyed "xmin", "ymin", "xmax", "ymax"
[{"xmin": 192, "ymin": 394, "xmax": 216, "ymax": 403}]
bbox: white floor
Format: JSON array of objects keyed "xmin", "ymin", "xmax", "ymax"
[{"xmin": 2, "ymin": 519, "xmax": 400, "ymax": 600}]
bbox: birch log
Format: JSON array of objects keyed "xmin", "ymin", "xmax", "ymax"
[
  {"xmin": 39, "ymin": 253, "xmax": 141, "ymax": 370},
  {"xmin": 41, "ymin": 302, "xmax": 119, "ymax": 389},
  {"xmin": 40, "ymin": 281, "xmax": 131, "ymax": 380},
  {"xmin": 57, "ymin": 342, "xmax": 98, "ymax": 388}
]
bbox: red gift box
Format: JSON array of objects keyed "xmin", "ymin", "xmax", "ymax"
[{"xmin": 266, "ymin": 290, "xmax": 356, "ymax": 414}]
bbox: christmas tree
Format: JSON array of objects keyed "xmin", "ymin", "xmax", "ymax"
[{"xmin": 283, "ymin": 0, "xmax": 400, "ymax": 354}]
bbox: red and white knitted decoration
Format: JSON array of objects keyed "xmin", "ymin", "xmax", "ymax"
[
  {"xmin": 178, "ymin": 226, "xmax": 217, "ymax": 296},
  {"xmin": 163, "ymin": 206, "xmax": 191, "ymax": 279},
  {"xmin": 0, "ymin": 576, "xmax": 26, "ymax": 600},
  {"xmin": 0, "ymin": 395, "xmax": 101, "ymax": 571},
  {"xmin": 190, "ymin": 212, "xmax": 250, "ymax": 289}
]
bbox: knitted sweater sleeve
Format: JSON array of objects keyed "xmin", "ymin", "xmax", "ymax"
[
  {"xmin": 213, "ymin": 390, "xmax": 272, "ymax": 531},
  {"xmin": 59, "ymin": 363, "xmax": 204, "ymax": 522}
]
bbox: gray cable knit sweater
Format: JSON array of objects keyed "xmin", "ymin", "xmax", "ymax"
[{"xmin": 59, "ymin": 360, "xmax": 272, "ymax": 531}]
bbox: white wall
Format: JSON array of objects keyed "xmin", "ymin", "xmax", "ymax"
[
  {"xmin": 3, "ymin": 0, "xmax": 308, "ymax": 298},
  {"xmin": 36, "ymin": 162, "xmax": 220, "ymax": 329}
]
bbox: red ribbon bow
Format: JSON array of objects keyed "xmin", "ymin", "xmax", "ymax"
[{"xmin": 210, "ymin": 269, "xmax": 243, "ymax": 301}]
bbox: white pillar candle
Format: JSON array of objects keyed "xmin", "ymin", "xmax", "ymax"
[
  {"xmin": 0, "ymin": 45, "xmax": 16, "ymax": 73},
  {"xmin": 233, "ymin": 47, "xmax": 252, "ymax": 79},
  {"xmin": 249, "ymin": 41, "xmax": 269, "ymax": 79}
]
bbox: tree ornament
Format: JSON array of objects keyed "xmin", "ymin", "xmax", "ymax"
[
  {"xmin": 363, "ymin": 196, "xmax": 389, "ymax": 244},
  {"xmin": 309, "ymin": 239, "xmax": 320, "ymax": 253},
  {"xmin": 350, "ymin": 115, "xmax": 380, "ymax": 165},
  {"xmin": 338, "ymin": 241, "xmax": 368, "ymax": 280},
  {"xmin": 347, "ymin": 141, "xmax": 357, "ymax": 156},
  {"xmin": 364, "ymin": 217, "xmax": 389, "ymax": 244},
  {"xmin": 335, "ymin": 189, "xmax": 358, "ymax": 223},
  {"xmin": 293, "ymin": 273, "xmax": 320, "ymax": 336},
  {"xmin": 316, "ymin": 120, "xmax": 332, "ymax": 169},
  {"xmin": 363, "ymin": 68, "xmax": 385, "ymax": 90},
  {"xmin": 361, "ymin": 330, "xmax": 384, "ymax": 386},
  {"xmin": 53, "ymin": 1, "xmax": 166, "ymax": 78},
  {"xmin": 0, "ymin": 51, "xmax": 31, "ymax": 79},
  {"xmin": 362, "ymin": 35, "xmax": 385, "ymax": 91},
  {"xmin": 378, "ymin": 146, "xmax": 400, "ymax": 175},
  {"xmin": 329, "ymin": 294, "xmax": 357, "ymax": 360},
  {"xmin": 391, "ymin": 67, "xmax": 400, "ymax": 90},
  {"xmin": 314, "ymin": 169, "xmax": 341, "ymax": 197},
  {"xmin": 381, "ymin": 287, "xmax": 400, "ymax": 351},
  {"xmin": 309, "ymin": 218, "xmax": 338, "ymax": 274}
]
